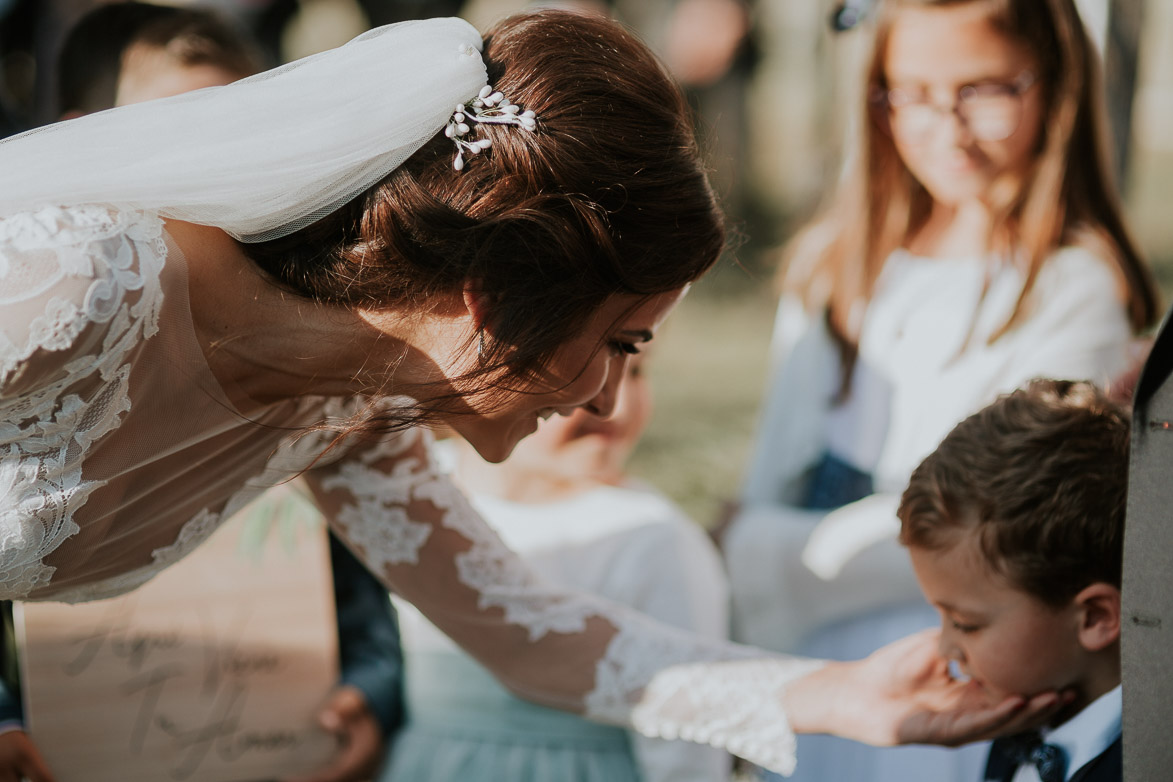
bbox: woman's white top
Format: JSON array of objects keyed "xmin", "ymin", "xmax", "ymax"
[
  {"xmin": 390, "ymin": 483, "xmax": 732, "ymax": 782},
  {"xmin": 724, "ymin": 247, "xmax": 1134, "ymax": 652},
  {"xmin": 0, "ymin": 205, "xmax": 817, "ymax": 774}
]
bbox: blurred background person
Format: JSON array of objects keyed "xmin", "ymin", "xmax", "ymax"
[
  {"xmin": 719, "ymin": 1, "xmax": 1159, "ymax": 780},
  {"xmin": 250, "ymin": 0, "xmax": 465, "ymax": 72},
  {"xmin": 0, "ymin": 6, "xmax": 405, "ymax": 782},
  {"xmin": 57, "ymin": 1, "xmax": 265, "ymax": 115},
  {"xmin": 381, "ymin": 353, "xmax": 732, "ymax": 782},
  {"xmin": 0, "ymin": 0, "xmax": 470, "ymax": 130}
]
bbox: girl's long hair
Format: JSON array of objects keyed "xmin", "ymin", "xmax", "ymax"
[{"xmin": 786, "ymin": 0, "xmax": 1158, "ymax": 388}]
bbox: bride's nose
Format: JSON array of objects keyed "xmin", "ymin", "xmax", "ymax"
[
  {"xmin": 938, "ymin": 628, "xmax": 966, "ymax": 664},
  {"xmin": 582, "ymin": 360, "xmax": 624, "ymax": 418}
]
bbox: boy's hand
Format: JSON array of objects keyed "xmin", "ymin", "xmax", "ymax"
[
  {"xmin": 786, "ymin": 629, "xmax": 1073, "ymax": 746},
  {"xmin": 0, "ymin": 729, "xmax": 57, "ymax": 782},
  {"xmin": 280, "ymin": 686, "xmax": 384, "ymax": 782}
]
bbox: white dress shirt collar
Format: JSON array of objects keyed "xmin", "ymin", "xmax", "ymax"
[{"xmin": 1011, "ymin": 685, "xmax": 1122, "ymax": 782}]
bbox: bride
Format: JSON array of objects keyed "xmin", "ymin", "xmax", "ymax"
[{"xmin": 0, "ymin": 9, "xmax": 1065, "ymax": 779}]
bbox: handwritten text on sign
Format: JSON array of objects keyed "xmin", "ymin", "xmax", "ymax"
[{"xmin": 18, "ymin": 511, "xmax": 339, "ymax": 782}]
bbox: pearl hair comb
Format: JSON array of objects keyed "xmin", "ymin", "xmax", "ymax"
[{"xmin": 445, "ymin": 85, "xmax": 537, "ymax": 170}]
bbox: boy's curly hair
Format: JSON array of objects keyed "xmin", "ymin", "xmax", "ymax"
[{"xmin": 898, "ymin": 379, "xmax": 1129, "ymax": 606}]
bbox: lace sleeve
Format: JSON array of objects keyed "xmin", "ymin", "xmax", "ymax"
[{"xmin": 304, "ymin": 426, "xmax": 822, "ymax": 775}]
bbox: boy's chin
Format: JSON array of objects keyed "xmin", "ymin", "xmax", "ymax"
[
  {"xmin": 979, "ymin": 681, "xmax": 1087, "ymax": 726},
  {"xmin": 968, "ymin": 678, "xmax": 1019, "ymax": 705}
]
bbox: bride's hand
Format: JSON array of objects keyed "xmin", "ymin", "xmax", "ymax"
[{"xmin": 784, "ymin": 629, "xmax": 1073, "ymax": 746}]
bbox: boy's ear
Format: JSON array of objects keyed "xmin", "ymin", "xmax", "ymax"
[{"xmin": 1073, "ymin": 582, "xmax": 1122, "ymax": 652}]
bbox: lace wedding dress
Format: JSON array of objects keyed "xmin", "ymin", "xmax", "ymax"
[{"xmin": 0, "ymin": 204, "xmax": 819, "ymax": 774}]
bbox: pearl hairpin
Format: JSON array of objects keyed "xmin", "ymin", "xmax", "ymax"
[{"xmin": 445, "ymin": 85, "xmax": 537, "ymax": 170}]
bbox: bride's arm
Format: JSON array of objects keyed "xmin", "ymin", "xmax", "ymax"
[{"xmin": 303, "ymin": 427, "xmax": 1064, "ymax": 772}]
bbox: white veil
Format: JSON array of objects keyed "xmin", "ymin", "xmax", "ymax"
[{"xmin": 0, "ymin": 17, "xmax": 487, "ymax": 241}]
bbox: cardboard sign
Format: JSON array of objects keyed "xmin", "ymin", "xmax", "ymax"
[{"xmin": 17, "ymin": 500, "xmax": 340, "ymax": 782}]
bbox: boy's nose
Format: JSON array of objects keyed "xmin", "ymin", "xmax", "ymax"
[{"xmin": 937, "ymin": 630, "xmax": 963, "ymax": 662}]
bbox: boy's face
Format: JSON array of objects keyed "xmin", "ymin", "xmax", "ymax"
[{"xmin": 908, "ymin": 532, "xmax": 1087, "ymax": 701}]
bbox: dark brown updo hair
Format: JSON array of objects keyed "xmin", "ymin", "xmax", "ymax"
[{"xmin": 242, "ymin": 10, "xmax": 724, "ymax": 429}]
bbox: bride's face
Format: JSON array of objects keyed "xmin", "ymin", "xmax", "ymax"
[{"xmin": 446, "ymin": 289, "xmax": 684, "ymax": 463}]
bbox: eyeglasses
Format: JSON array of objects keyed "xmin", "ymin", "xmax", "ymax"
[{"xmin": 875, "ymin": 70, "xmax": 1037, "ymax": 142}]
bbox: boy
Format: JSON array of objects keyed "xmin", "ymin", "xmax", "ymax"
[{"xmin": 898, "ymin": 379, "xmax": 1127, "ymax": 782}]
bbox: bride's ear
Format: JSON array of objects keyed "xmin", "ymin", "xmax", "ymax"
[{"xmin": 462, "ymin": 284, "xmax": 492, "ymax": 331}]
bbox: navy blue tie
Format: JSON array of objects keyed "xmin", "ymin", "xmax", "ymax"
[{"xmin": 988, "ymin": 732, "xmax": 1067, "ymax": 782}]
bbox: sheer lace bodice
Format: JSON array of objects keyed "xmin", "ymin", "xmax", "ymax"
[
  {"xmin": 0, "ymin": 205, "xmax": 347, "ymax": 601},
  {"xmin": 0, "ymin": 206, "xmax": 818, "ymax": 773}
]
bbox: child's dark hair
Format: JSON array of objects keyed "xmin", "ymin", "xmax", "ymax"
[
  {"xmin": 57, "ymin": 1, "xmax": 263, "ymax": 116},
  {"xmin": 898, "ymin": 379, "xmax": 1129, "ymax": 606}
]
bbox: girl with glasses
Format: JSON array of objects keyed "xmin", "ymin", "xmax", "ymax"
[{"xmin": 722, "ymin": 1, "xmax": 1157, "ymax": 780}]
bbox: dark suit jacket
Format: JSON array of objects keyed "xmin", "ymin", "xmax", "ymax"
[
  {"xmin": 0, "ymin": 532, "xmax": 404, "ymax": 737},
  {"xmin": 1122, "ymin": 307, "xmax": 1173, "ymax": 781},
  {"xmin": 329, "ymin": 533, "xmax": 404, "ymax": 736},
  {"xmin": 984, "ymin": 736, "xmax": 1121, "ymax": 782}
]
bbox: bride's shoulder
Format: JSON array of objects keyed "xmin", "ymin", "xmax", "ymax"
[
  {"xmin": 0, "ymin": 204, "xmax": 164, "ymax": 253},
  {"xmin": 0, "ymin": 205, "xmax": 168, "ymax": 392},
  {"xmin": 0, "ymin": 204, "xmax": 169, "ymax": 313}
]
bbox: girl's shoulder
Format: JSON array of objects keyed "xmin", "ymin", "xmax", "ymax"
[
  {"xmin": 1049, "ymin": 225, "xmax": 1122, "ymax": 270},
  {"xmin": 1038, "ymin": 237, "xmax": 1122, "ymax": 289},
  {"xmin": 1023, "ymin": 241, "xmax": 1133, "ymax": 329}
]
